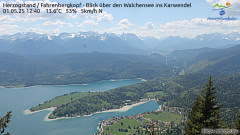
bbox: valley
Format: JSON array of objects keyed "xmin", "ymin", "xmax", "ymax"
[{"xmin": 1, "ymin": 32, "xmax": 240, "ymax": 135}]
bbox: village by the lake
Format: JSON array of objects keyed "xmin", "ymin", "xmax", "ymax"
[{"xmin": 98, "ymin": 102, "xmax": 188, "ymax": 135}]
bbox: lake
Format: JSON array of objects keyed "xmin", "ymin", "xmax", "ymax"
[{"xmin": 0, "ymin": 79, "xmax": 160, "ymax": 135}]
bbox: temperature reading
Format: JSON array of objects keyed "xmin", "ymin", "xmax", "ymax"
[{"xmin": 46, "ymin": 9, "xmax": 62, "ymax": 13}]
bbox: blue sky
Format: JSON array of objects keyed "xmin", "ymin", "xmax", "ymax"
[{"xmin": 0, "ymin": 0, "xmax": 239, "ymax": 38}]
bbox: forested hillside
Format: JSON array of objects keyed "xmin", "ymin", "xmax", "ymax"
[
  {"xmin": 167, "ymin": 47, "xmax": 215, "ymax": 68},
  {"xmin": 168, "ymin": 44, "xmax": 240, "ymax": 75},
  {"xmin": 50, "ymin": 82, "xmax": 150, "ymax": 118},
  {"xmin": 37, "ymin": 73, "xmax": 240, "ymax": 124},
  {"xmin": 159, "ymin": 73, "xmax": 240, "ymax": 124},
  {"xmin": 0, "ymin": 52, "xmax": 173, "ymax": 87}
]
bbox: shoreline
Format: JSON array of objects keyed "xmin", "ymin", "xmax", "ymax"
[
  {"xmin": 95, "ymin": 100, "xmax": 149, "ymax": 114},
  {"xmin": 157, "ymin": 105, "xmax": 162, "ymax": 111},
  {"xmin": 26, "ymin": 100, "xmax": 151, "ymax": 122},
  {"xmin": 24, "ymin": 107, "xmax": 57, "ymax": 115},
  {"xmin": 2, "ymin": 83, "xmax": 89, "ymax": 89},
  {"xmin": 45, "ymin": 100, "xmax": 151, "ymax": 121},
  {"xmin": 1, "ymin": 78, "xmax": 146, "ymax": 89}
]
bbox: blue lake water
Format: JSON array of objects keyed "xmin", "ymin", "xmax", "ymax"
[{"xmin": 0, "ymin": 79, "xmax": 160, "ymax": 135}]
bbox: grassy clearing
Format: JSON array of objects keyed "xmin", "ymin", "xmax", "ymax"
[
  {"xmin": 142, "ymin": 118, "xmax": 150, "ymax": 123},
  {"xmin": 31, "ymin": 92, "xmax": 97, "ymax": 111},
  {"xmin": 146, "ymin": 91, "xmax": 164, "ymax": 98},
  {"xmin": 143, "ymin": 111, "xmax": 184, "ymax": 124},
  {"xmin": 14, "ymin": 85, "xmax": 26, "ymax": 88},
  {"xmin": 179, "ymin": 69, "xmax": 185, "ymax": 75},
  {"xmin": 102, "ymin": 119, "xmax": 140, "ymax": 135}
]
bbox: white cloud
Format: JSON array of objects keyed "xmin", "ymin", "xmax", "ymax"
[
  {"xmin": 0, "ymin": 15, "xmax": 18, "ymax": 23},
  {"xmin": 109, "ymin": 18, "xmax": 240, "ymax": 39},
  {"xmin": 77, "ymin": 20, "xmax": 99, "ymax": 27},
  {"xmin": 117, "ymin": 19, "xmax": 133, "ymax": 29},
  {"xmin": 100, "ymin": 27, "xmax": 123, "ymax": 33},
  {"xmin": 0, "ymin": 24, "xmax": 18, "ymax": 30},
  {"xmin": 0, "ymin": 24, "xmax": 19, "ymax": 35},
  {"xmin": 27, "ymin": 27, "xmax": 61, "ymax": 34},
  {"xmin": 155, "ymin": 18, "xmax": 240, "ymax": 38},
  {"xmin": 117, "ymin": 19, "xmax": 133, "ymax": 26},
  {"xmin": 96, "ymin": 11, "xmax": 114, "ymax": 22},
  {"xmin": 43, "ymin": 21, "xmax": 66, "ymax": 27},
  {"xmin": 42, "ymin": 21, "xmax": 75, "ymax": 28},
  {"xmin": 140, "ymin": 22, "xmax": 155, "ymax": 30},
  {"xmin": 68, "ymin": 23, "xmax": 75, "ymax": 28},
  {"xmin": 161, "ymin": 18, "xmax": 240, "ymax": 30},
  {"xmin": 98, "ymin": 19, "xmax": 134, "ymax": 34}
]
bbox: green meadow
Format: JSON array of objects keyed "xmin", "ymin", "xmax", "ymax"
[
  {"xmin": 31, "ymin": 92, "xmax": 97, "ymax": 111},
  {"xmin": 143, "ymin": 112, "xmax": 184, "ymax": 124},
  {"xmin": 102, "ymin": 119, "xmax": 140, "ymax": 135}
]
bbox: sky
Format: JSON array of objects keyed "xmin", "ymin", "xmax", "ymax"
[{"xmin": 0, "ymin": 0, "xmax": 239, "ymax": 39}]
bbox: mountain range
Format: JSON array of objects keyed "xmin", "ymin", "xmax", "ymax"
[
  {"xmin": 154, "ymin": 32, "xmax": 240, "ymax": 50},
  {"xmin": 0, "ymin": 32, "xmax": 146, "ymax": 55},
  {"xmin": 1, "ymin": 43, "xmax": 240, "ymax": 87},
  {"xmin": 0, "ymin": 32, "xmax": 240, "ymax": 55}
]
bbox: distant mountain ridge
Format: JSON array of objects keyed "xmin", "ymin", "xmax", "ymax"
[
  {"xmin": 153, "ymin": 32, "xmax": 240, "ymax": 50},
  {"xmin": 0, "ymin": 32, "xmax": 147, "ymax": 55},
  {"xmin": 0, "ymin": 32, "xmax": 240, "ymax": 54}
]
